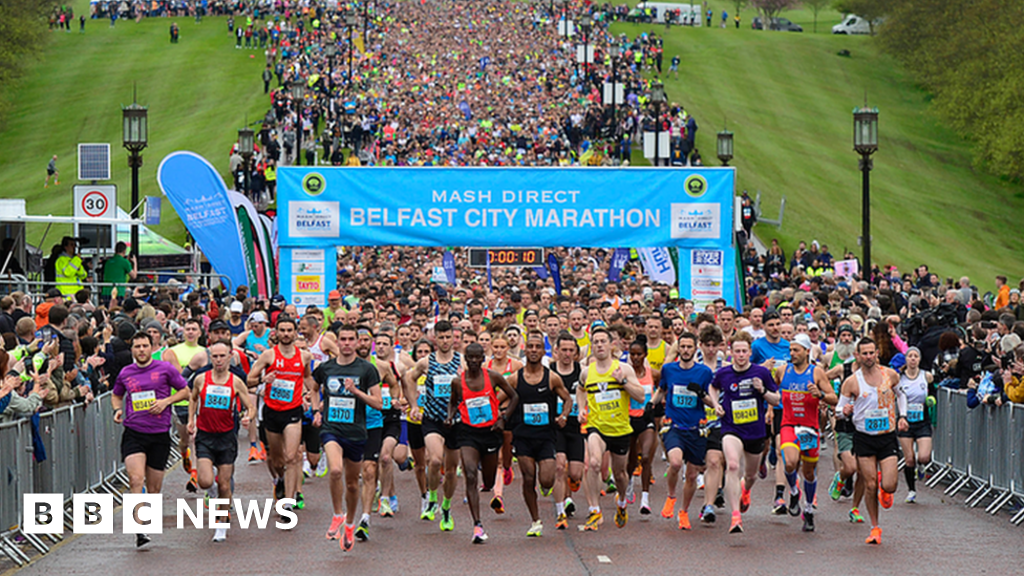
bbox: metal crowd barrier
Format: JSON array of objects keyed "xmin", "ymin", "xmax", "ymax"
[
  {"xmin": 0, "ymin": 392, "xmax": 181, "ymax": 567},
  {"xmin": 926, "ymin": 388, "xmax": 1024, "ymax": 525}
]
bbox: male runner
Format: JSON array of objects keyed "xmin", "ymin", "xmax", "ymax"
[
  {"xmin": 776, "ymin": 334, "xmax": 837, "ymax": 532},
  {"xmin": 374, "ymin": 331, "xmax": 406, "ymax": 517},
  {"xmin": 187, "ymin": 340, "xmax": 255, "ymax": 542},
  {"xmin": 653, "ymin": 332, "xmax": 718, "ymax": 529},
  {"xmin": 750, "ymin": 311, "xmax": 790, "ymax": 515},
  {"xmin": 568, "ymin": 309, "xmax": 590, "ymax": 353},
  {"xmin": 838, "ymin": 337, "xmax": 904, "ymax": 545},
  {"xmin": 578, "ymin": 327, "xmax": 645, "ymax": 530},
  {"xmin": 825, "ymin": 324, "xmax": 866, "ymax": 520},
  {"xmin": 697, "ymin": 324, "xmax": 728, "ymax": 520},
  {"xmin": 552, "ymin": 333, "xmax": 585, "ymax": 529},
  {"xmin": 710, "ymin": 332, "xmax": 779, "ymax": 534},
  {"xmin": 354, "ymin": 325, "xmax": 398, "ymax": 539},
  {"xmin": 402, "ymin": 320, "xmax": 463, "ymax": 530},
  {"xmin": 311, "ymin": 324, "xmax": 382, "ymax": 551},
  {"xmin": 247, "ymin": 317, "xmax": 314, "ymax": 511},
  {"xmin": 111, "ymin": 332, "xmax": 190, "ymax": 548},
  {"xmin": 509, "ymin": 331, "xmax": 573, "ymax": 537},
  {"xmin": 162, "ymin": 317, "xmax": 205, "ymax": 491},
  {"xmin": 446, "ymin": 342, "xmax": 518, "ymax": 543}
]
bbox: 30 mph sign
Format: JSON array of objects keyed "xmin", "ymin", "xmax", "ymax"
[{"xmin": 73, "ymin": 185, "xmax": 116, "ymax": 219}]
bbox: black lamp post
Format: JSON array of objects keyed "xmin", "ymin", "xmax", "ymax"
[
  {"xmin": 122, "ymin": 96, "xmax": 148, "ymax": 259},
  {"xmin": 580, "ymin": 14, "xmax": 592, "ymax": 90},
  {"xmin": 650, "ymin": 81, "xmax": 666, "ymax": 166},
  {"xmin": 238, "ymin": 125, "xmax": 254, "ymax": 197},
  {"xmin": 346, "ymin": 13, "xmax": 358, "ymax": 85},
  {"xmin": 362, "ymin": 0, "xmax": 369, "ymax": 46},
  {"xmin": 717, "ymin": 126, "xmax": 734, "ymax": 166},
  {"xmin": 562, "ymin": 0, "xmax": 570, "ymax": 39},
  {"xmin": 853, "ymin": 106, "xmax": 879, "ymax": 279},
  {"xmin": 290, "ymin": 81, "xmax": 305, "ymax": 166}
]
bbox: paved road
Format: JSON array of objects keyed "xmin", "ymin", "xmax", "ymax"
[{"xmin": 8, "ymin": 433, "xmax": 1021, "ymax": 576}]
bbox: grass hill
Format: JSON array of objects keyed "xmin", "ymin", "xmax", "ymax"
[{"xmin": 2, "ymin": 0, "xmax": 1021, "ymax": 285}]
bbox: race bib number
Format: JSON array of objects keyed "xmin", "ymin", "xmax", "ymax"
[
  {"xmin": 465, "ymin": 396, "xmax": 493, "ymax": 426},
  {"xmin": 270, "ymin": 379, "xmax": 296, "ymax": 402},
  {"xmin": 865, "ymin": 408, "xmax": 890, "ymax": 432},
  {"xmin": 795, "ymin": 426, "xmax": 818, "ymax": 451},
  {"xmin": 381, "ymin": 386, "xmax": 392, "ymax": 411},
  {"xmin": 631, "ymin": 384, "xmax": 654, "ymax": 411},
  {"xmin": 523, "ymin": 403, "xmax": 549, "ymax": 426},
  {"xmin": 434, "ymin": 380, "xmax": 451, "ymax": 400},
  {"xmin": 732, "ymin": 398, "xmax": 758, "ymax": 425},
  {"xmin": 204, "ymin": 385, "xmax": 232, "ymax": 410},
  {"xmin": 327, "ymin": 396, "xmax": 356, "ymax": 424},
  {"xmin": 907, "ymin": 403, "xmax": 924, "ymax": 423},
  {"xmin": 557, "ymin": 397, "xmax": 579, "ymax": 418},
  {"xmin": 673, "ymin": 385, "xmax": 698, "ymax": 409},
  {"xmin": 131, "ymin": 390, "xmax": 156, "ymax": 412},
  {"xmin": 595, "ymin": 390, "xmax": 620, "ymax": 410}
]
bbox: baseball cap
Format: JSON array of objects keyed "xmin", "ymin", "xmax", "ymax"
[
  {"xmin": 46, "ymin": 288, "xmax": 62, "ymax": 299},
  {"xmin": 271, "ymin": 294, "xmax": 286, "ymax": 306},
  {"xmin": 328, "ymin": 290, "xmax": 342, "ymax": 300},
  {"xmin": 808, "ymin": 321, "xmax": 820, "ymax": 331},
  {"xmin": 229, "ymin": 301, "xmax": 244, "ymax": 313},
  {"xmin": 209, "ymin": 320, "xmax": 230, "ymax": 333},
  {"xmin": 837, "ymin": 324, "xmax": 857, "ymax": 336},
  {"xmin": 250, "ymin": 311, "xmax": 268, "ymax": 323},
  {"xmin": 792, "ymin": 333, "xmax": 813, "ymax": 351}
]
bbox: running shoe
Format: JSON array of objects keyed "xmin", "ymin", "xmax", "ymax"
[
  {"xmin": 568, "ymin": 477, "xmax": 581, "ymax": 492},
  {"xmin": 527, "ymin": 520, "xmax": 543, "ymax": 537},
  {"xmin": 379, "ymin": 497, "xmax": 394, "ymax": 517},
  {"xmin": 700, "ymin": 504, "xmax": 716, "ymax": 524},
  {"xmin": 677, "ymin": 510, "xmax": 691, "ymax": 531},
  {"xmin": 625, "ymin": 477, "xmax": 636, "ymax": 504},
  {"xmin": 865, "ymin": 526, "xmax": 882, "ymax": 545},
  {"xmin": 212, "ymin": 527, "xmax": 227, "ymax": 542},
  {"xmin": 878, "ymin": 472, "xmax": 893, "ymax": 509},
  {"xmin": 257, "ymin": 442, "xmax": 267, "ymax": 460},
  {"xmin": 248, "ymin": 445, "xmax": 260, "ymax": 463},
  {"xmin": 472, "ymin": 524, "xmax": 488, "ymax": 544},
  {"xmin": 504, "ymin": 467, "xmax": 514, "ymax": 486},
  {"xmin": 390, "ymin": 495, "xmax": 399, "ymax": 514},
  {"xmin": 564, "ymin": 497, "xmax": 576, "ymax": 517},
  {"xmin": 740, "ymin": 488, "xmax": 751, "ymax": 513},
  {"xmin": 326, "ymin": 516, "xmax": 343, "ymax": 540},
  {"xmin": 186, "ymin": 469, "xmax": 199, "ymax": 493},
  {"xmin": 183, "ymin": 449, "xmax": 192, "ymax": 475},
  {"xmin": 614, "ymin": 505, "xmax": 628, "ymax": 528},
  {"xmin": 274, "ymin": 478, "xmax": 285, "ymax": 501},
  {"xmin": 303, "ymin": 459, "xmax": 313, "ymax": 478},
  {"xmin": 772, "ymin": 497, "xmax": 787, "ymax": 516},
  {"xmin": 136, "ymin": 533, "xmax": 151, "ymax": 548},
  {"xmin": 315, "ymin": 458, "xmax": 328, "ymax": 477},
  {"xmin": 423, "ymin": 500, "xmax": 437, "ymax": 521},
  {"xmin": 356, "ymin": 518, "xmax": 370, "ymax": 541},
  {"xmin": 849, "ymin": 507, "xmax": 865, "ymax": 523},
  {"xmin": 555, "ymin": 513, "xmax": 568, "ymax": 530},
  {"xmin": 829, "ymin": 472, "xmax": 845, "ymax": 501},
  {"xmin": 802, "ymin": 511, "xmax": 815, "ymax": 532},
  {"xmin": 696, "ymin": 473, "xmax": 705, "ymax": 490},
  {"xmin": 439, "ymin": 506, "xmax": 454, "ymax": 531},
  {"xmin": 490, "ymin": 495, "xmax": 505, "ymax": 514},
  {"xmin": 639, "ymin": 500, "xmax": 651, "ymax": 515},
  {"xmin": 605, "ymin": 477, "xmax": 617, "ymax": 494},
  {"xmin": 294, "ymin": 492, "xmax": 305, "ymax": 510},
  {"xmin": 342, "ymin": 524, "xmax": 355, "ymax": 551},
  {"xmin": 917, "ymin": 467, "xmax": 926, "ymax": 481},
  {"xmin": 758, "ymin": 453, "xmax": 768, "ymax": 479},
  {"xmin": 582, "ymin": 511, "xmax": 602, "ymax": 531},
  {"xmin": 420, "ymin": 497, "xmax": 430, "ymax": 520},
  {"xmin": 788, "ymin": 490, "xmax": 801, "ymax": 517},
  {"xmin": 841, "ymin": 481, "xmax": 854, "ymax": 499},
  {"xmin": 715, "ymin": 488, "xmax": 725, "ymax": 509},
  {"xmin": 905, "ymin": 490, "xmax": 917, "ymax": 504},
  {"xmin": 729, "ymin": 512, "xmax": 743, "ymax": 534},
  {"xmin": 661, "ymin": 496, "xmax": 677, "ymax": 519}
]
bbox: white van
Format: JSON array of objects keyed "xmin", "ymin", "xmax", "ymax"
[{"xmin": 832, "ymin": 15, "xmax": 875, "ymax": 35}]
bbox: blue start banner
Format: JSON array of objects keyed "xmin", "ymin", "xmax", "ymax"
[{"xmin": 277, "ymin": 167, "xmax": 737, "ymax": 308}]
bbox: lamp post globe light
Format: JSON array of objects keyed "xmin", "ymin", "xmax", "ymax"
[
  {"xmin": 122, "ymin": 99, "xmax": 148, "ymax": 260},
  {"xmin": 238, "ymin": 125, "xmax": 254, "ymax": 197},
  {"xmin": 650, "ymin": 81, "xmax": 667, "ymax": 166},
  {"xmin": 291, "ymin": 81, "xmax": 305, "ymax": 166},
  {"xmin": 853, "ymin": 106, "xmax": 879, "ymax": 279},
  {"xmin": 716, "ymin": 128, "xmax": 733, "ymax": 166}
]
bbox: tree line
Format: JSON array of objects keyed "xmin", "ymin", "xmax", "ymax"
[{"xmin": 0, "ymin": 0, "xmax": 58, "ymax": 127}]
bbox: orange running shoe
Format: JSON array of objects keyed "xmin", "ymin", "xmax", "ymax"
[
  {"xmin": 729, "ymin": 511, "xmax": 743, "ymax": 534},
  {"xmin": 661, "ymin": 497, "xmax": 676, "ymax": 519},
  {"xmin": 342, "ymin": 524, "xmax": 355, "ymax": 551},
  {"xmin": 555, "ymin": 513, "xmax": 568, "ymax": 530},
  {"xmin": 257, "ymin": 442, "xmax": 267, "ymax": 461},
  {"xmin": 865, "ymin": 526, "xmax": 882, "ymax": 545},
  {"xmin": 325, "ymin": 516, "xmax": 344, "ymax": 540},
  {"xmin": 569, "ymin": 477, "xmax": 581, "ymax": 493},
  {"xmin": 248, "ymin": 445, "xmax": 260, "ymax": 462},
  {"xmin": 878, "ymin": 472, "xmax": 893, "ymax": 509},
  {"xmin": 677, "ymin": 510, "xmax": 691, "ymax": 531},
  {"xmin": 739, "ymin": 488, "xmax": 751, "ymax": 513}
]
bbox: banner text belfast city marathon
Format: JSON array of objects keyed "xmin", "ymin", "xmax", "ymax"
[{"xmin": 349, "ymin": 189, "xmax": 662, "ymax": 230}]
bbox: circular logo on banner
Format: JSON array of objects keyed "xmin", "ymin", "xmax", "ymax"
[
  {"xmin": 302, "ymin": 172, "xmax": 326, "ymax": 196},
  {"xmin": 684, "ymin": 175, "xmax": 708, "ymax": 198}
]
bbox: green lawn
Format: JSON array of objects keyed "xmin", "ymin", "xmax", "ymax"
[
  {"xmin": 0, "ymin": 0, "xmax": 268, "ymax": 247},
  {"xmin": 2, "ymin": 0, "xmax": 1021, "ymax": 286},
  {"xmin": 613, "ymin": 1, "xmax": 1024, "ymax": 284}
]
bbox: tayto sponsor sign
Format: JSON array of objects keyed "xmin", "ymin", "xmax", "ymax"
[
  {"xmin": 22, "ymin": 494, "xmax": 298, "ymax": 534},
  {"xmin": 289, "ymin": 201, "xmax": 339, "ymax": 238},
  {"xmin": 294, "ymin": 275, "xmax": 323, "ymax": 293},
  {"xmin": 671, "ymin": 203, "xmax": 719, "ymax": 240}
]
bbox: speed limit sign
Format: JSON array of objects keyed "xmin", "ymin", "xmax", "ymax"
[{"xmin": 73, "ymin": 185, "xmax": 116, "ymax": 219}]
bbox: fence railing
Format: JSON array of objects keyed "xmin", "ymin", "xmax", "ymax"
[
  {"xmin": 0, "ymin": 393, "xmax": 141, "ymax": 567},
  {"xmin": 927, "ymin": 387, "xmax": 1024, "ymax": 525}
]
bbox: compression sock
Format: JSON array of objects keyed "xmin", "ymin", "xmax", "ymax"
[
  {"xmin": 428, "ymin": 490, "xmax": 438, "ymax": 504},
  {"xmin": 804, "ymin": 479, "xmax": 817, "ymax": 511},
  {"xmin": 442, "ymin": 496, "xmax": 452, "ymax": 510},
  {"xmin": 785, "ymin": 470, "xmax": 799, "ymax": 495},
  {"xmin": 904, "ymin": 466, "xmax": 917, "ymax": 492}
]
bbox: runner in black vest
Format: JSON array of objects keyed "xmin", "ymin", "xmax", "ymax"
[{"xmin": 552, "ymin": 332, "xmax": 585, "ymax": 529}]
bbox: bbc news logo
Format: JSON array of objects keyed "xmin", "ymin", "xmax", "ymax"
[{"xmin": 23, "ymin": 494, "xmax": 298, "ymax": 534}]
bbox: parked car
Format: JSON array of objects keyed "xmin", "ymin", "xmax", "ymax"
[
  {"xmin": 832, "ymin": 14, "xmax": 880, "ymax": 34},
  {"xmin": 751, "ymin": 16, "xmax": 803, "ymax": 32}
]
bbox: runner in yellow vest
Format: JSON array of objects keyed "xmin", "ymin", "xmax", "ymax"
[{"xmin": 162, "ymin": 318, "xmax": 205, "ymax": 492}]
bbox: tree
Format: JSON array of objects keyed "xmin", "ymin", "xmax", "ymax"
[
  {"xmin": 0, "ymin": 0, "xmax": 55, "ymax": 126},
  {"xmin": 803, "ymin": 0, "xmax": 831, "ymax": 33},
  {"xmin": 733, "ymin": 0, "xmax": 749, "ymax": 18},
  {"xmin": 750, "ymin": 0, "xmax": 795, "ymax": 30},
  {"xmin": 832, "ymin": 0, "xmax": 887, "ymax": 34}
]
